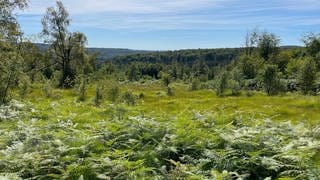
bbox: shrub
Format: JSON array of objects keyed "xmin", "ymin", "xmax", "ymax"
[
  {"xmin": 215, "ymin": 71, "xmax": 228, "ymax": 97},
  {"xmin": 18, "ymin": 75, "xmax": 31, "ymax": 99},
  {"xmin": 42, "ymin": 80, "xmax": 53, "ymax": 98},
  {"xmin": 263, "ymin": 65, "xmax": 282, "ymax": 96},
  {"xmin": 108, "ymin": 85, "xmax": 120, "ymax": 103},
  {"xmin": 190, "ymin": 78, "xmax": 201, "ymax": 91},
  {"xmin": 51, "ymin": 71, "xmax": 62, "ymax": 87},
  {"xmin": 116, "ymin": 106, "xmax": 127, "ymax": 120},
  {"xmin": 298, "ymin": 58, "xmax": 317, "ymax": 95},
  {"xmin": 138, "ymin": 92, "xmax": 145, "ymax": 99},
  {"xmin": 77, "ymin": 77, "xmax": 87, "ymax": 101},
  {"xmin": 122, "ymin": 91, "xmax": 136, "ymax": 106},
  {"xmin": 161, "ymin": 73, "xmax": 171, "ymax": 87},
  {"xmin": 245, "ymin": 90, "xmax": 254, "ymax": 97},
  {"xmin": 229, "ymin": 80, "xmax": 241, "ymax": 96},
  {"xmin": 94, "ymin": 85, "xmax": 103, "ymax": 106},
  {"xmin": 167, "ymin": 86, "xmax": 174, "ymax": 96}
]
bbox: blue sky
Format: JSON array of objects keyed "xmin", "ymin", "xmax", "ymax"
[{"xmin": 18, "ymin": 0, "xmax": 320, "ymax": 50}]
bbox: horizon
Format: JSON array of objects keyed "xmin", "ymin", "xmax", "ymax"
[
  {"xmin": 18, "ymin": 0, "xmax": 320, "ymax": 50},
  {"xmin": 34, "ymin": 42, "xmax": 302, "ymax": 51}
]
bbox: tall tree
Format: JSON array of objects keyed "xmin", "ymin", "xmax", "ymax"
[
  {"xmin": 258, "ymin": 32, "xmax": 280, "ymax": 61},
  {"xmin": 303, "ymin": 33, "xmax": 320, "ymax": 69},
  {"xmin": 20, "ymin": 41, "xmax": 45, "ymax": 82},
  {"xmin": 0, "ymin": 0, "xmax": 28, "ymax": 104},
  {"xmin": 303, "ymin": 33, "xmax": 320, "ymax": 58},
  {"xmin": 0, "ymin": 0, "xmax": 27, "ymax": 41},
  {"xmin": 41, "ymin": 1, "xmax": 88, "ymax": 88},
  {"xmin": 298, "ymin": 58, "xmax": 317, "ymax": 95},
  {"xmin": 263, "ymin": 65, "xmax": 282, "ymax": 96},
  {"xmin": 244, "ymin": 28, "xmax": 259, "ymax": 56},
  {"xmin": 192, "ymin": 59, "xmax": 209, "ymax": 80}
]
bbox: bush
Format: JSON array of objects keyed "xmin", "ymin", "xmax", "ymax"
[
  {"xmin": 245, "ymin": 90, "xmax": 254, "ymax": 97},
  {"xmin": 122, "ymin": 91, "xmax": 136, "ymax": 106},
  {"xmin": 229, "ymin": 80, "xmax": 241, "ymax": 96},
  {"xmin": 94, "ymin": 85, "xmax": 103, "ymax": 106},
  {"xmin": 77, "ymin": 77, "xmax": 87, "ymax": 101},
  {"xmin": 108, "ymin": 85, "xmax": 120, "ymax": 103},
  {"xmin": 161, "ymin": 73, "xmax": 171, "ymax": 87},
  {"xmin": 244, "ymin": 79, "xmax": 260, "ymax": 91},
  {"xmin": 42, "ymin": 80, "xmax": 53, "ymax": 98},
  {"xmin": 190, "ymin": 78, "xmax": 201, "ymax": 91},
  {"xmin": 51, "ymin": 71, "xmax": 62, "ymax": 87},
  {"xmin": 167, "ymin": 86, "xmax": 174, "ymax": 96},
  {"xmin": 298, "ymin": 58, "xmax": 317, "ymax": 95},
  {"xmin": 138, "ymin": 93, "xmax": 145, "ymax": 99},
  {"xmin": 18, "ymin": 75, "xmax": 31, "ymax": 99},
  {"xmin": 215, "ymin": 72, "xmax": 228, "ymax": 97},
  {"xmin": 263, "ymin": 65, "xmax": 282, "ymax": 96}
]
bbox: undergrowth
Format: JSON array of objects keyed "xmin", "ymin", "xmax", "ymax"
[{"xmin": 0, "ymin": 100, "xmax": 319, "ymax": 179}]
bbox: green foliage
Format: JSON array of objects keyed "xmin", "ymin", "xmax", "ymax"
[
  {"xmin": 1, "ymin": 99, "xmax": 319, "ymax": 179},
  {"xmin": 0, "ymin": 7, "xmax": 26, "ymax": 104},
  {"xmin": 42, "ymin": 80, "xmax": 53, "ymax": 98},
  {"xmin": 41, "ymin": 1, "xmax": 91, "ymax": 88},
  {"xmin": 190, "ymin": 78, "xmax": 201, "ymax": 91},
  {"xmin": 2, "ymin": 1, "xmax": 320, "ymax": 179},
  {"xmin": 77, "ymin": 77, "xmax": 87, "ymax": 101},
  {"xmin": 0, "ymin": 0, "xmax": 28, "ymax": 41},
  {"xmin": 298, "ymin": 58, "xmax": 317, "ymax": 95},
  {"xmin": 215, "ymin": 71, "xmax": 228, "ymax": 96},
  {"xmin": 94, "ymin": 84, "xmax": 103, "ymax": 106},
  {"xmin": 303, "ymin": 33, "xmax": 320, "ymax": 58},
  {"xmin": 192, "ymin": 59, "xmax": 209, "ymax": 80},
  {"xmin": 239, "ymin": 55, "xmax": 262, "ymax": 79},
  {"xmin": 263, "ymin": 65, "xmax": 283, "ymax": 96},
  {"xmin": 0, "ymin": 51, "xmax": 23, "ymax": 104},
  {"xmin": 258, "ymin": 31, "xmax": 280, "ymax": 61},
  {"xmin": 229, "ymin": 79, "xmax": 241, "ymax": 96},
  {"xmin": 18, "ymin": 75, "xmax": 31, "ymax": 99},
  {"xmin": 108, "ymin": 85, "xmax": 120, "ymax": 103},
  {"xmin": 161, "ymin": 73, "xmax": 171, "ymax": 87},
  {"xmin": 272, "ymin": 51, "xmax": 292, "ymax": 72},
  {"xmin": 127, "ymin": 63, "xmax": 140, "ymax": 81},
  {"xmin": 285, "ymin": 59, "xmax": 302, "ymax": 79},
  {"xmin": 167, "ymin": 86, "xmax": 174, "ymax": 96},
  {"xmin": 122, "ymin": 91, "xmax": 136, "ymax": 106}
]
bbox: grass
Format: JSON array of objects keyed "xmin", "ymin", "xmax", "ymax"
[
  {"xmin": 22, "ymin": 81, "xmax": 320, "ymax": 125},
  {"xmin": 121, "ymin": 82, "xmax": 320, "ymax": 124},
  {"xmin": 0, "ymin": 81, "xmax": 319, "ymax": 179}
]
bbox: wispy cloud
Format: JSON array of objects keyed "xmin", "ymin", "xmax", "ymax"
[
  {"xmin": 18, "ymin": 0, "xmax": 320, "ymax": 49},
  {"xmin": 22, "ymin": 0, "xmax": 320, "ymax": 31},
  {"xmin": 25, "ymin": 0, "xmax": 227, "ymax": 15}
]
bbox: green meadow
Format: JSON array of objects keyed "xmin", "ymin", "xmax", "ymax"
[
  {"xmin": 1, "ymin": 82, "xmax": 319, "ymax": 179},
  {"xmin": 2, "ymin": 1, "xmax": 320, "ymax": 179}
]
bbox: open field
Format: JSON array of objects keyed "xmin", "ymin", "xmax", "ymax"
[
  {"xmin": 1, "ymin": 82, "xmax": 319, "ymax": 179},
  {"xmin": 2, "ymin": 0, "xmax": 320, "ymax": 179},
  {"xmin": 24, "ymin": 82, "xmax": 320, "ymax": 125}
]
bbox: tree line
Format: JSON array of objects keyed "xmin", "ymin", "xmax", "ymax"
[{"xmin": 100, "ymin": 29, "xmax": 320, "ymax": 96}]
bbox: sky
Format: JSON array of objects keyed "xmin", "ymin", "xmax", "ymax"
[{"xmin": 17, "ymin": 0, "xmax": 320, "ymax": 50}]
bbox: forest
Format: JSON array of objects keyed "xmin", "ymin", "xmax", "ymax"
[{"xmin": 1, "ymin": 0, "xmax": 320, "ymax": 179}]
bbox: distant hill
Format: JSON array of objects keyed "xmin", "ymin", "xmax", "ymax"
[
  {"xmin": 107, "ymin": 46, "xmax": 304, "ymax": 67},
  {"xmin": 109, "ymin": 48, "xmax": 242, "ymax": 67},
  {"xmin": 87, "ymin": 48, "xmax": 153, "ymax": 63},
  {"xmin": 35, "ymin": 43, "xmax": 303, "ymax": 65},
  {"xmin": 34, "ymin": 43, "xmax": 154, "ymax": 63}
]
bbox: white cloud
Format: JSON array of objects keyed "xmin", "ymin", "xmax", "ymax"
[
  {"xmin": 20, "ymin": 0, "xmax": 320, "ymax": 32},
  {"xmin": 25, "ymin": 0, "xmax": 228, "ymax": 15},
  {"xmin": 280, "ymin": 0, "xmax": 320, "ymax": 10}
]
